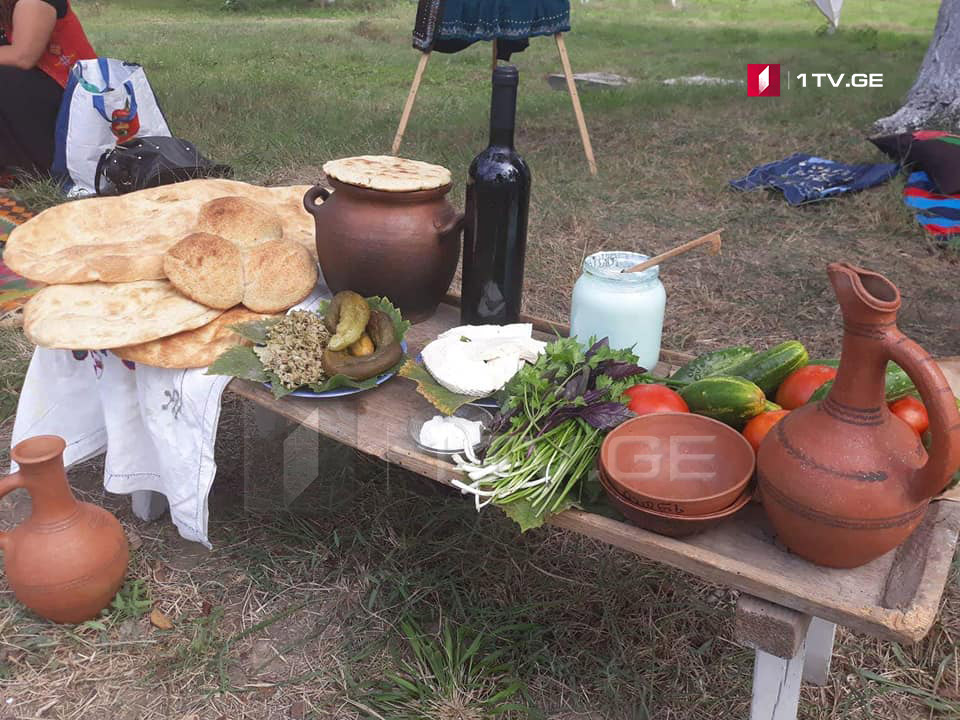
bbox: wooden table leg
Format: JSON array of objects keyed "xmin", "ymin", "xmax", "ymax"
[
  {"xmin": 131, "ymin": 490, "xmax": 168, "ymax": 522},
  {"xmin": 735, "ymin": 594, "xmax": 820, "ymax": 720},
  {"xmin": 392, "ymin": 51, "xmax": 431, "ymax": 156},
  {"xmin": 752, "ymin": 646, "xmax": 806, "ymax": 720},
  {"xmin": 802, "ymin": 617, "xmax": 836, "ymax": 686}
]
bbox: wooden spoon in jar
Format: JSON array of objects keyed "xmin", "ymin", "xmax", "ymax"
[{"xmin": 621, "ymin": 229, "xmax": 723, "ymax": 274}]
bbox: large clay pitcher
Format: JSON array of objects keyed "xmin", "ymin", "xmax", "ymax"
[
  {"xmin": 0, "ymin": 436, "xmax": 129, "ymax": 623},
  {"xmin": 758, "ymin": 263, "xmax": 960, "ymax": 568}
]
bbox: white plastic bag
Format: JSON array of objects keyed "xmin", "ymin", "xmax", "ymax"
[{"xmin": 53, "ymin": 58, "xmax": 172, "ymax": 197}]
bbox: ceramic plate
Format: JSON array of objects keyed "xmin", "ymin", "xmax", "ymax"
[{"xmin": 265, "ymin": 341, "xmax": 407, "ymax": 399}]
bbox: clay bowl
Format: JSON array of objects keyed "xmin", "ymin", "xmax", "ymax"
[
  {"xmin": 597, "ymin": 465, "xmax": 753, "ymax": 538},
  {"xmin": 599, "ymin": 412, "xmax": 755, "ymax": 516}
]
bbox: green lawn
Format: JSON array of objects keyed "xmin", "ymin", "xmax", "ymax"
[{"xmin": 2, "ymin": 1, "xmax": 959, "ymax": 718}]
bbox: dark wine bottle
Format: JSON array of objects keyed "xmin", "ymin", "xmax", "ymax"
[{"xmin": 461, "ymin": 64, "xmax": 531, "ymax": 325}]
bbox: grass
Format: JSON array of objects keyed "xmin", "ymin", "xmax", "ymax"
[
  {"xmin": 1, "ymin": 0, "xmax": 960, "ymax": 717},
  {"xmin": 66, "ymin": 0, "xmax": 960, "ymax": 356}
]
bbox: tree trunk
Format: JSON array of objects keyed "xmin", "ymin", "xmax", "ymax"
[{"xmin": 874, "ymin": 0, "xmax": 960, "ymax": 134}]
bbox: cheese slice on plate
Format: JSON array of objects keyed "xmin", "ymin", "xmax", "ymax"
[{"xmin": 422, "ymin": 324, "xmax": 547, "ymax": 397}]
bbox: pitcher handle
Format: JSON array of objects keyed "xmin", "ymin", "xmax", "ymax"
[
  {"xmin": 303, "ymin": 185, "xmax": 330, "ymax": 216},
  {"xmin": 885, "ymin": 330, "xmax": 960, "ymax": 501},
  {"xmin": 0, "ymin": 472, "xmax": 24, "ymax": 551}
]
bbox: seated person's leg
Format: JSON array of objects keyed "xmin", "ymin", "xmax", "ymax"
[{"xmin": 0, "ymin": 65, "xmax": 64, "ymax": 177}]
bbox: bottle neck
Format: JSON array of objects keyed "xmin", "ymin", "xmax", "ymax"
[{"xmin": 489, "ymin": 79, "xmax": 517, "ymax": 149}]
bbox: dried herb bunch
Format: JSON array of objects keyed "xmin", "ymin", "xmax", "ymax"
[{"xmin": 254, "ymin": 311, "xmax": 330, "ymax": 389}]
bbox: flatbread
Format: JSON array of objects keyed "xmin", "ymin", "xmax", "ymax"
[
  {"xmin": 195, "ymin": 196, "xmax": 283, "ymax": 249},
  {"xmin": 114, "ymin": 307, "xmax": 276, "ymax": 369},
  {"xmin": 323, "ymin": 155, "xmax": 451, "ymax": 193},
  {"xmin": 5, "ymin": 179, "xmax": 316, "ymax": 284},
  {"xmin": 241, "ymin": 240, "xmax": 318, "ymax": 313},
  {"xmin": 24, "ymin": 280, "xmax": 224, "ymax": 349},
  {"xmin": 164, "ymin": 233, "xmax": 244, "ymax": 310}
]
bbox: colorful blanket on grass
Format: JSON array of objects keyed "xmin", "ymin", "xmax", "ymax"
[
  {"xmin": 730, "ymin": 153, "xmax": 898, "ymax": 206},
  {"xmin": 903, "ymin": 171, "xmax": 960, "ymax": 238},
  {"xmin": 0, "ymin": 195, "xmax": 41, "ymax": 317}
]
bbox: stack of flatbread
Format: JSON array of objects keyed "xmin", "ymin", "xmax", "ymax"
[{"xmin": 7, "ymin": 179, "xmax": 321, "ymax": 368}]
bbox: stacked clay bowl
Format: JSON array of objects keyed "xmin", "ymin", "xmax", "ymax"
[{"xmin": 598, "ymin": 412, "xmax": 755, "ymax": 538}]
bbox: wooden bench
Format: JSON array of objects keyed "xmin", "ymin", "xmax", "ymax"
[{"xmin": 134, "ymin": 301, "xmax": 960, "ymax": 719}]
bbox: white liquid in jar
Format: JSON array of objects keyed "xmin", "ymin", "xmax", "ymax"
[{"xmin": 569, "ymin": 252, "xmax": 666, "ymax": 372}]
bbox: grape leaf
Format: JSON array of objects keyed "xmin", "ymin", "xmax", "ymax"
[
  {"xmin": 227, "ymin": 318, "xmax": 280, "ymax": 345},
  {"xmin": 398, "ymin": 359, "xmax": 479, "ymax": 415},
  {"xmin": 498, "ymin": 495, "xmax": 577, "ymax": 532},
  {"xmin": 207, "ymin": 346, "xmax": 270, "ymax": 383}
]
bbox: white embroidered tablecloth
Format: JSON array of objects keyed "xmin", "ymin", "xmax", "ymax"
[{"xmin": 10, "ymin": 284, "xmax": 331, "ymax": 547}]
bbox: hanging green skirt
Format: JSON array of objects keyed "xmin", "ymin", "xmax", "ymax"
[{"xmin": 413, "ymin": 0, "xmax": 571, "ymax": 58}]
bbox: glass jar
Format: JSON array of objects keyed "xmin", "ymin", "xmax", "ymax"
[{"xmin": 570, "ymin": 251, "xmax": 666, "ymax": 371}]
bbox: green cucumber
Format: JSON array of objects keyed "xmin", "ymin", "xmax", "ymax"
[
  {"xmin": 763, "ymin": 400, "xmax": 783, "ymax": 412},
  {"xmin": 809, "ymin": 362, "xmax": 913, "ymax": 404},
  {"xmin": 679, "ymin": 375, "xmax": 767, "ymax": 428},
  {"xmin": 724, "ymin": 341, "xmax": 809, "ymax": 396},
  {"xmin": 670, "ymin": 346, "xmax": 754, "ymax": 384}
]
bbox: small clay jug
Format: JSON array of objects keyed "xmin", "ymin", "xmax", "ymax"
[
  {"xmin": 0, "ymin": 436, "xmax": 129, "ymax": 623},
  {"xmin": 304, "ymin": 180, "xmax": 464, "ymax": 323},
  {"xmin": 758, "ymin": 263, "xmax": 960, "ymax": 569}
]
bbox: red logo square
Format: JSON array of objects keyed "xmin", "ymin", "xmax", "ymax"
[{"xmin": 747, "ymin": 64, "xmax": 781, "ymax": 97}]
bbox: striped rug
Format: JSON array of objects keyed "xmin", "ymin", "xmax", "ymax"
[
  {"xmin": 0, "ymin": 195, "xmax": 41, "ymax": 320},
  {"xmin": 903, "ymin": 171, "xmax": 960, "ymax": 239}
]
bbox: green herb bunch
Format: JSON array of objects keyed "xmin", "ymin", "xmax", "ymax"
[{"xmin": 453, "ymin": 337, "xmax": 652, "ymax": 530}]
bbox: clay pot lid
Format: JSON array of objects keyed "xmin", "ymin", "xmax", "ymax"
[
  {"xmin": 322, "ymin": 155, "xmax": 452, "ymax": 193},
  {"xmin": 599, "ymin": 412, "xmax": 755, "ymax": 509}
]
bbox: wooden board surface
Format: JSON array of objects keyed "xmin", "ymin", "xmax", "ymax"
[{"xmin": 227, "ymin": 302, "xmax": 960, "ymax": 643}]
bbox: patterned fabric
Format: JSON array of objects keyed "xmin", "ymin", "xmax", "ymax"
[
  {"xmin": 903, "ymin": 171, "xmax": 960, "ymax": 237},
  {"xmin": 730, "ymin": 153, "xmax": 898, "ymax": 206},
  {"xmin": 0, "ymin": 196, "xmax": 41, "ymax": 317},
  {"xmin": 412, "ymin": 0, "xmax": 444, "ymax": 51},
  {"xmin": 0, "ymin": 194, "xmax": 34, "ymax": 226},
  {"xmin": 10, "ymin": 283, "xmax": 333, "ymax": 547},
  {"xmin": 412, "ymin": 0, "xmax": 570, "ymax": 58},
  {"xmin": 12, "ymin": 347, "xmax": 229, "ymax": 547},
  {"xmin": 871, "ymin": 131, "xmax": 960, "ymax": 196},
  {"xmin": 437, "ymin": 0, "xmax": 570, "ymax": 40}
]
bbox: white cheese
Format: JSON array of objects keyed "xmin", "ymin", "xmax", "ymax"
[
  {"xmin": 419, "ymin": 415, "xmax": 484, "ymax": 451},
  {"xmin": 422, "ymin": 324, "xmax": 547, "ymax": 397}
]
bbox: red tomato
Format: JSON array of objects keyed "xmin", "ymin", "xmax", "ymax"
[
  {"xmin": 889, "ymin": 396, "xmax": 929, "ymax": 436},
  {"xmin": 775, "ymin": 365, "xmax": 838, "ymax": 409},
  {"xmin": 624, "ymin": 384, "xmax": 689, "ymax": 416},
  {"xmin": 742, "ymin": 410, "xmax": 790, "ymax": 452}
]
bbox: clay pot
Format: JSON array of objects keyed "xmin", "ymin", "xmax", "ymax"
[
  {"xmin": 303, "ymin": 179, "xmax": 464, "ymax": 323},
  {"xmin": 758, "ymin": 263, "xmax": 960, "ymax": 568},
  {"xmin": 0, "ymin": 436, "xmax": 129, "ymax": 623}
]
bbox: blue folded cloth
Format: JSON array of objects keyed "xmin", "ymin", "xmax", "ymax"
[{"xmin": 730, "ymin": 153, "xmax": 898, "ymax": 206}]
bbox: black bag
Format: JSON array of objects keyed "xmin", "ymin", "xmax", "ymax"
[{"xmin": 95, "ymin": 137, "xmax": 231, "ymax": 195}]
